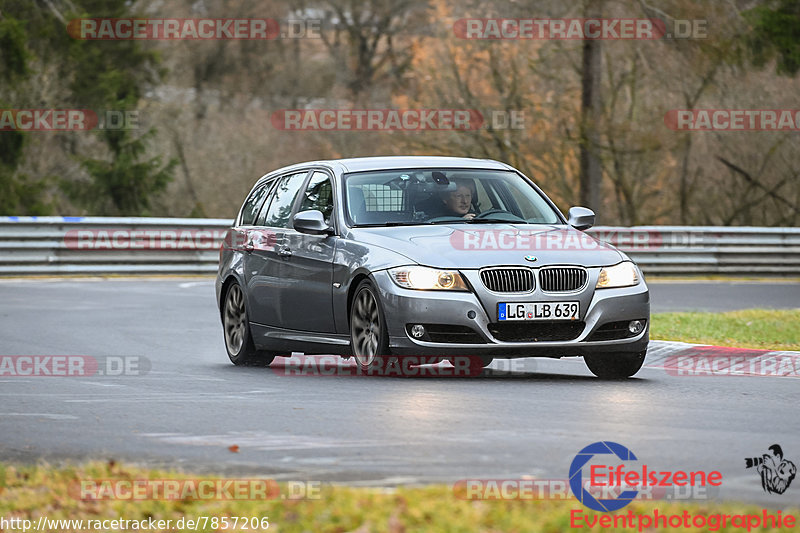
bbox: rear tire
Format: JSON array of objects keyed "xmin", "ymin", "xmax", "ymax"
[
  {"xmin": 222, "ymin": 282, "xmax": 276, "ymax": 366},
  {"xmin": 584, "ymin": 351, "xmax": 646, "ymax": 379}
]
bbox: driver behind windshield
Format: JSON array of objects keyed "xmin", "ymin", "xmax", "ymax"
[{"xmin": 438, "ymin": 178, "xmax": 476, "ymax": 220}]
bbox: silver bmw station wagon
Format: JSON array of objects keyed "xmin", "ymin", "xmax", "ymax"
[{"xmin": 216, "ymin": 156, "xmax": 649, "ymax": 378}]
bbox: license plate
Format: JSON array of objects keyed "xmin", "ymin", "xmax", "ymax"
[{"xmin": 498, "ymin": 301, "xmax": 580, "ymax": 321}]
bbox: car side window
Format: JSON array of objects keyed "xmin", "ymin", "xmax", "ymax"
[
  {"xmin": 298, "ymin": 172, "xmax": 334, "ymax": 224},
  {"xmin": 254, "ymin": 179, "xmax": 277, "ymax": 226},
  {"xmin": 261, "ymin": 172, "xmax": 308, "ymax": 228},
  {"xmin": 239, "ymin": 183, "xmax": 271, "ymax": 226}
]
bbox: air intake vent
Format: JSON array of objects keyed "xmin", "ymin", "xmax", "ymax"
[
  {"xmin": 480, "ymin": 268, "xmax": 535, "ymax": 293},
  {"xmin": 539, "ymin": 267, "xmax": 588, "ymax": 292},
  {"xmin": 488, "ymin": 321, "xmax": 585, "ymax": 342}
]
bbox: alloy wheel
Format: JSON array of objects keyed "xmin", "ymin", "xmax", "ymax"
[
  {"xmin": 224, "ymin": 284, "xmax": 248, "ymax": 356},
  {"xmin": 351, "ymin": 287, "xmax": 381, "ymax": 366}
]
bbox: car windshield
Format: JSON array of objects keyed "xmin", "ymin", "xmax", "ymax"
[{"xmin": 344, "ymin": 169, "xmax": 562, "ymax": 226}]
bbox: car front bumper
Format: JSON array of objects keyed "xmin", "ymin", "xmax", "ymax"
[{"xmin": 372, "ymin": 268, "xmax": 649, "ymax": 357}]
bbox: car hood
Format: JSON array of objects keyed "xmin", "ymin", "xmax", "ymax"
[{"xmin": 350, "ymin": 224, "xmax": 624, "ymax": 269}]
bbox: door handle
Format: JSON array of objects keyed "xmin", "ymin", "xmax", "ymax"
[
  {"xmin": 278, "ymin": 247, "xmax": 293, "ymax": 258},
  {"xmin": 243, "ymin": 240, "xmax": 254, "ymax": 252}
]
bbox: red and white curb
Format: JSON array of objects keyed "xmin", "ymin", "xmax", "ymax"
[{"xmin": 644, "ymin": 340, "xmax": 800, "ymax": 378}]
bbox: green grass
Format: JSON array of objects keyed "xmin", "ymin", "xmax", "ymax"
[
  {"xmin": 651, "ymin": 309, "xmax": 800, "ymax": 351},
  {"xmin": 1, "ymin": 462, "xmax": 798, "ymax": 532}
]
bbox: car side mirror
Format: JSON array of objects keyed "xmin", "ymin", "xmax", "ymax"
[
  {"xmin": 567, "ymin": 206, "xmax": 595, "ymax": 230},
  {"xmin": 293, "ymin": 210, "xmax": 334, "ymax": 235}
]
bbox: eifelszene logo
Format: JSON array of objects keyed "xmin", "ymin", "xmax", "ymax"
[
  {"xmin": 569, "ymin": 441, "xmax": 722, "ymax": 512},
  {"xmin": 569, "ymin": 441, "xmax": 639, "ymax": 512},
  {"xmin": 745, "ymin": 444, "xmax": 796, "ymax": 495}
]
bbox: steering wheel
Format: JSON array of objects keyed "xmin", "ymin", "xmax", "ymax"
[
  {"xmin": 472, "ymin": 209, "xmax": 507, "ymax": 219},
  {"xmin": 426, "ymin": 215, "xmax": 466, "ymax": 223}
]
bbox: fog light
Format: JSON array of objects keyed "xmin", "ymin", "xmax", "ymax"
[
  {"xmin": 410, "ymin": 324, "xmax": 426, "ymax": 339},
  {"xmin": 628, "ymin": 320, "xmax": 645, "ymax": 335}
]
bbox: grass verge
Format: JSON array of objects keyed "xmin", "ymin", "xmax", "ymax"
[
  {"xmin": 1, "ymin": 462, "xmax": 798, "ymax": 532},
  {"xmin": 651, "ymin": 309, "xmax": 800, "ymax": 351}
]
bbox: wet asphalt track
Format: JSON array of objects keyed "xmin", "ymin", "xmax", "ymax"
[{"xmin": 0, "ymin": 278, "xmax": 798, "ymax": 506}]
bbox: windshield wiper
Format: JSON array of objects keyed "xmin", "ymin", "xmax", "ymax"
[
  {"xmin": 356, "ymin": 221, "xmax": 420, "ymax": 227},
  {"xmin": 466, "ymin": 217, "xmax": 527, "ymax": 224},
  {"xmin": 426, "ymin": 219, "xmax": 469, "ymax": 225}
]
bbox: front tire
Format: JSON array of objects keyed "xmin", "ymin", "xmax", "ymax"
[
  {"xmin": 584, "ymin": 351, "xmax": 646, "ymax": 379},
  {"xmin": 349, "ymin": 279, "xmax": 389, "ymax": 370},
  {"xmin": 222, "ymin": 282, "xmax": 276, "ymax": 366}
]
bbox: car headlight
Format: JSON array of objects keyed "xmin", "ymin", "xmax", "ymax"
[
  {"xmin": 596, "ymin": 261, "xmax": 639, "ymax": 289},
  {"xmin": 389, "ymin": 266, "xmax": 469, "ymax": 291}
]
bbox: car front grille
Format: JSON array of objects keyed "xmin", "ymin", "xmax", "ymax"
[
  {"xmin": 480, "ymin": 268, "xmax": 535, "ymax": 293},
  {"xmin": 539, "ymin": 267, "xmax": 588, "ymax": 292},
  {"xmin": 488, "ymin": 321, "xmax": 585, "ymax": 342}
]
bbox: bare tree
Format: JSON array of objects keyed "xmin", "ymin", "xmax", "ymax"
[{"xmin": 579, "ymin": 0, "xmax": 603, "ymax": 210}]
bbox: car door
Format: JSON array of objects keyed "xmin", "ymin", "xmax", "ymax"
[
  {"xmin": 273, "ymin": 170, "xmax": 338, "ymax": 333},
  {"xmin": 233, "ymin": 178, "xmax": 273, "ymax": 314},
  {"xmin": 244, "ymin": 170, "xmax": 310, "ymax": 327}
]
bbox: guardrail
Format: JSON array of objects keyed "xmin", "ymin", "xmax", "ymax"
[
  {"xmin": 590, "ymin": 226, "xmax": 800, "ymax": 275},
  {"xmin": 0, "ymin": 216, "xmax": 798, "ymax": 276},
  {"xmin": 0, "ymin": 216, "xmax": 228, "ymax": 275}
]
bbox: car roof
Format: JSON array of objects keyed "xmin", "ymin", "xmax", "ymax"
[
  {"xmin": 260, "ymin": 156, "xmax": 513, "ymax": 179},
  {"xmin": 332, "ymin": 156, "xmax": 512, "ymax": 172}
]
